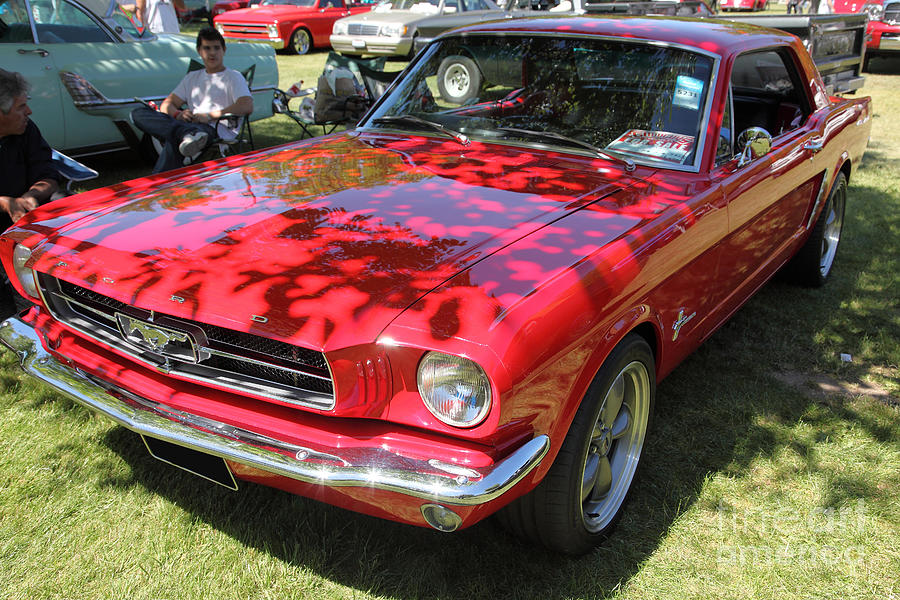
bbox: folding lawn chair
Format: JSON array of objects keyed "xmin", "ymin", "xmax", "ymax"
[
  {"xmin": 51, "ymin": 149, "xmax": 98, "ymax": 194},
  {"xmin": 273, "ymin": 52, "xmax": 390, "ymax": 139}
]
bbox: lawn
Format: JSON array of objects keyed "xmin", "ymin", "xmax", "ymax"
[{"xmin": 0, "ymin": 49, "xmax": 897, "ymax": 600}]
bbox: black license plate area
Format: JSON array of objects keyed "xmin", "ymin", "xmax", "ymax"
[{"xmin": 142, "ymin": 436, "xmax": 238, "ymax": 490}]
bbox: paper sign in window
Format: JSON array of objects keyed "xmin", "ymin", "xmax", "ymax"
[{"xmin": 606, "ymin": 129, "xmax": 696, "ymax": 163}]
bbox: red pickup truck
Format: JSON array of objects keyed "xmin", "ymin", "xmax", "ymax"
[
  {"xmin": 213, "ymin": 0, "xmax": 372, "ymax": 54},
  {"xmin": 834, "ymin": 0, "xmax": 900, "ymax": 69}
]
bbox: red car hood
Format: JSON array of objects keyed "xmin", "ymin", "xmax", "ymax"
[
  {"xmin": 25, "ymin": 133, "xmax": 649, "ymax": 351},
  {"xmin": 216, "ymin": 5, "xmax": 314, "ymax": 22}
]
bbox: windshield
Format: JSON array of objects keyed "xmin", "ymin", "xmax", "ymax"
[{"xmin": 361, "ymin": 34, "xmax": 715, "ymax": 167}]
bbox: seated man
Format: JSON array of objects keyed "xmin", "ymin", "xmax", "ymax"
[
  {"xmin": 0, "ymin": 69, "xmax": 60, "ymax": 231},
  {"xmin": 0, "ymin": 68, "xmax": 61, "ymax": 318},
  {"xmin": 131, "ymin": 27, "xmax": 253, "ymax": 173}
]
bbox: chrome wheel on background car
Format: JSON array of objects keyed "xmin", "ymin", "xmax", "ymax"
[
  {"xmin": 437, "ymin": 55, "xmax": 481, "ymax": 104},
  {"xmin": 289, "ymin": 29, "xmax": 311, "ymax": 55},
  {"xmin": 496, "ymin": 334, "xmax": 655, "ymax": 555}
]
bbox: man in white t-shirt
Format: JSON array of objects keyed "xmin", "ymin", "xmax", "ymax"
[{"xmin": 131, "ymin": 27, "xmax": 253, "ymax": 173}]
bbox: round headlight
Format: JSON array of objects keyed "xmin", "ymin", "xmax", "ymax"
[
  {"xmin": 865, "ymin": 3, "xmax": 883, "ymax": 19},
  {"xmin": 266, "ymin": 23, "xmax": 279, "ymax": 37},
  {"xmin": 12, "ymin": 244, "xmax": 38, "ymax": 299},
  {"xmin": 417, "ymin": 352, "xmax": 491, "ymax": 427},
  {"xmin": 333, "ymin": 21, "xmax": 348, "ymax": 35},
  {"xmin": 215, "ymin": 22, "xmax": 225, "ymax": 34}
]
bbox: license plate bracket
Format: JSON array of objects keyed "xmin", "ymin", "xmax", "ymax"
[{"xmin": 142, "ymin": 436, "xmax": 238, "ymax": 490}]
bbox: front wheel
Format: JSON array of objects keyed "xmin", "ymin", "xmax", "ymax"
[
  {"xmin": 437, "ymin": 55, "xmax": 481, "ymax": 105},
  {"xmin": 288, "ymin": 28, "xmax": 311, "ymax": 55},
  {"xmin": 497, "ymin": 334, "xmax": 655, "ymax": 555},
  {"xmin": 788, "ymin": 172, "xmax": 847, "ymax": 287}
]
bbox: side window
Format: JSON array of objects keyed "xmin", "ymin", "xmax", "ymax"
[
  {"xmin": 463, "ymin": 0, "xmax": 490, "ymax": 9},
  {"xmin": 32, "ymin": 0, "xmax": 113, "ymax": 43},
  {"xmin": 730, "ymin": 49, "xmax": 810, "ymax": 139},
  {"xmin": 0, "ymin": 0, "xmax": 35, "ymax": 43}
]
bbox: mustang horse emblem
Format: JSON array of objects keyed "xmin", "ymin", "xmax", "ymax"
[{"xmin": 115, "ymin": 314, "xmax": 197, "ymax": 362}]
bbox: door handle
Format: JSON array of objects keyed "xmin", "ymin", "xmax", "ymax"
[
  {"xmin": 18, "ymin": 48, "xmax": 50, "ymax": 57},
  {"xmin": 803, "ymin": 138, "xmax": 824, "ymax": 155}
]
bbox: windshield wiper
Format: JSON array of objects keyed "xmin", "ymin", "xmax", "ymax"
[
  {"xmin": 372, "ymin": 115, "xmax": 470, "ymax": 146},
  {"xmin": 496, "ymin": 127, "xmax": 635, "ymax": 171}
]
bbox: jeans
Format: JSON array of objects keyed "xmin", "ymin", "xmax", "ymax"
[{"xmin": 131, "ymin": 107, "xmax": 217, "ymax": 174}]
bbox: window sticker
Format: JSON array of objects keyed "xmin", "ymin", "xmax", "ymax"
[
  {"xmin": 673, "ymin": 75, "xmax": 704, "ymax": 111},
  {"xmin": 606, "ymin": 130, "xmax": 696, "ymax": 163}
]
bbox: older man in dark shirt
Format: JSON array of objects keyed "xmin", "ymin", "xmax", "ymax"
[
  {"xmin": 0, "ymin": 69, "xmax": 60, "ymax": 231},
  {"xmin": 0, "ymin": 69, "xmax": 60, "ymax": 317}
]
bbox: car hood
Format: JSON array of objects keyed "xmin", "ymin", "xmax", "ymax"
[
  {"xmin": 24, "ymin": 133, "xmax": 650, "ymax": 351},
  {"xmin": 338, "ymin": 9, "xmax": 438, "ymax": 25}
]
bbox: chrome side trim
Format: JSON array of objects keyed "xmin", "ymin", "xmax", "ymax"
[{"xmin": 0, "ymin": 316, "xmax": 549, "ymax": 506}]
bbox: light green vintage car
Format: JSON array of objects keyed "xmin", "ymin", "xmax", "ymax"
[{"xmin": 1, "ymin": 0, "xmax": 277, "ymax": 157}]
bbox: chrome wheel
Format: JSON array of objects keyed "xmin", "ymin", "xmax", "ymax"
[
  {"xmin": 437, "ymin": 55, "xmax": 480, "ymax": 104},
  {"xmin": 442, "ymin": 63, "xmax": 470, "ymax": 100},
  {"xmin": 580, "ymin": 360, "xmax": 651, "ymax": 533},
  {"xmin": 290, "ymin": 29, "xmax": 311, "ymax": 55},
  {"xmin": 819, "ymin": 180, "xmax": 845, "ymax": 278}
]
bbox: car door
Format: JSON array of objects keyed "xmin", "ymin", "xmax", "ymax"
[
  {"xmin": 0, "ymin": 0, "xmax": 68, "ymax": 148},
  {"xmin": 311, "ymin": 0, "xmax": 350, "ymax": 40},
  {"xmin": 713, "ymin": 48, "xmax": 828, "ymax": 309},
  {"xmin": 29, "ymin": 0, "xmax": 194, "ymax": 154}
]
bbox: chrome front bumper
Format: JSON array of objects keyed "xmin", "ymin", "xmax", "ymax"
[
  {"xmin": 0, "ymin": 315, "xmax": 548, "ymax": 507},
  {"xmin": 879, "ymin": 36, "xmax": 900, "ymax": 51}
]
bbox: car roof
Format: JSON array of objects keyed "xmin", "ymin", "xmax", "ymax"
[{"xmin": 446, "ymin": 15, "xmax": 799, "ymax": 56}]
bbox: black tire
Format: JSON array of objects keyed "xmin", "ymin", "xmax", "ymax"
[
  {"xmin": 437, "ymin": 55, "xmax": 481, "ymax": 105},
  {"xmin": 287, "ymin": 28, "xmax": 311, "ymax": 55},
  {"xmin": 788, "ymin": 172, "xmax": 847, "ymax": 287},
  {"xmin": 496, "ymin": 334, "xmax": 655, "ymax": 555}
]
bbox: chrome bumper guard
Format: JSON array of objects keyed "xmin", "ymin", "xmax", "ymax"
[{"xmin": 0, "ymin": 316, "xmax": 549, "ymax": 506}]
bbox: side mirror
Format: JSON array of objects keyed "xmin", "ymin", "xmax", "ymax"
[{"xmin": 736, "ymin": 127, "xmax": 772, "ymax": 167}]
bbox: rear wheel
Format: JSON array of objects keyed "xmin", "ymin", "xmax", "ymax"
[
  {"xmin": 288, "ymin": 28, "xmax": 311, "ymax": 55},
  {"xmin": 788, "ymin": 172, "xmax": 847, "ymax": 287},
  {"xmin": 497, "ymin": 334, "xmax": 655, "ymax": 555},
  {"xmin": 437, "ymin": 55, "xmax": 481, "ymax": 104}
]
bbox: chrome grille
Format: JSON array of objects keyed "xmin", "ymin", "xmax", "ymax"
[
  {"xmin": 220, "ymin": 23, "xmax": 269, "ymax": 37},
  {"xmin": 348, "ymin": 23, "xmax": 380, "ymax": 36},
  {"xmin": 885, "ymin": 4, "xmax": 899, "ymax": 24},
  {"xmin": 39, "ymin": 276, "xmax": 335, "ymax": 410}
]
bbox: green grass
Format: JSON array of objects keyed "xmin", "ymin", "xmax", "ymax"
[{"xmin": 1, "ymin": 52, "xmax": 898, "ymax": 600}]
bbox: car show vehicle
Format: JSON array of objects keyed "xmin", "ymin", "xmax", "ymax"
[
  {"xmin": 0, "ymin": 16, "xmax": 872, "ymax": 554},
  {"xmin": 213, "ymin": 0, "xmax": 372, "ymax": 54},
  {"xmin": 0, "ymin": 0, "xmax": 277, "ymax": 157},
  {"xmin": 718, "ymin": 0, "xmax": 766, "ymax": 11},
  {"xmin": 330, "ymin": 0, "xmax": 500, "ymax": 58},
  {"xmin": 717, "ymin": 13, "xmax": 868, "ymax": 94},
  {"xmin": 834, "ymin": 0, "xmax": 900, "ymax": 68}
]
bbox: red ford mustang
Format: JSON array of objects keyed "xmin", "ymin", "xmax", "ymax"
[{"xmin": 0, "ymin": 17, "xmax": 871, "ymax": 554}]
